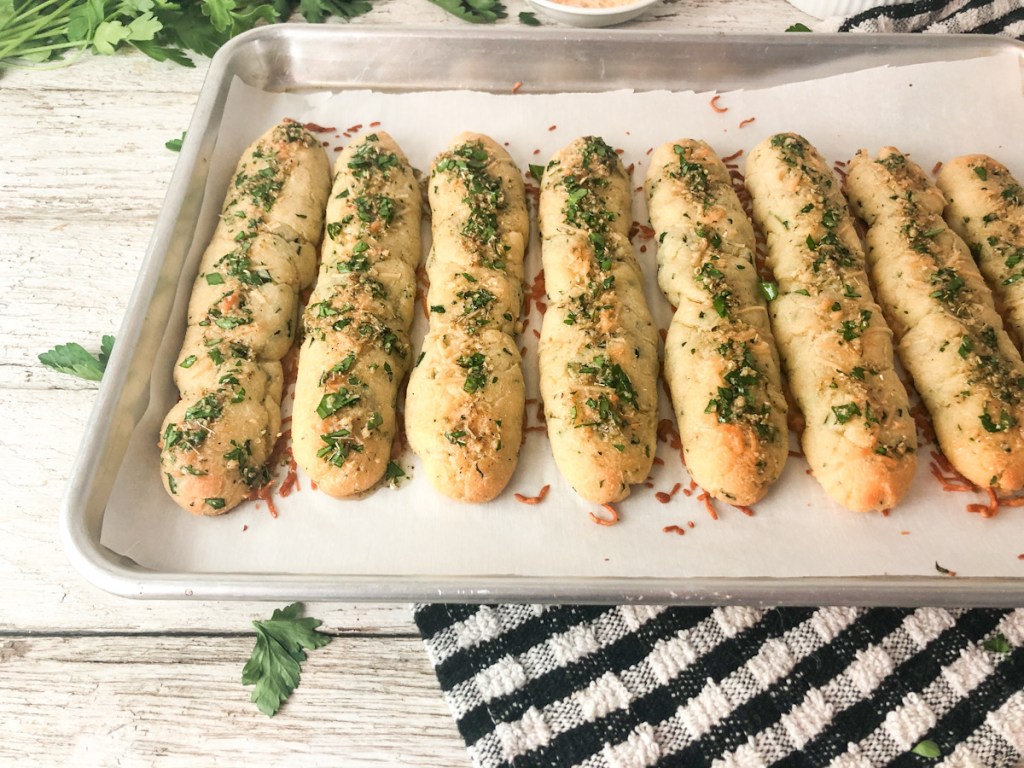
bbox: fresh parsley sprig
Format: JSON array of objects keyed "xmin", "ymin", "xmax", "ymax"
[
  {"xmin": 38, "ymin": 334, "xmax": 114, "ymax": 381},
  {"xmin": 165, "ymin": 130, "xmax": 186, "ymax": 152},
  {"xmin": 242, "ymin": 602, "xmax": 332, "ymax": 717},
  {"xmin": 297, "ymin": 0, "xmax": 374, "ymax": 22},
  {"xmin": 428, "ymin": 0, "xmax": 507, "ymax": 24},
  {"xmin": 0, "ymin": 0, "xmax": 378, "ymax": 70}
]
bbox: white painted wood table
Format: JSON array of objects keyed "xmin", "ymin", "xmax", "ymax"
[{"xmin": 0, "ymin": 2, "xmax": 822, "ymax": 765}]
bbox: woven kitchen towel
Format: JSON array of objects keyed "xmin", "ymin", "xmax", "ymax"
[
  {"xmin": 414, "ymin": 604, "xmax": 1024, "ymax": 767},
  {"xmin": 820, "ymin": 0, "xmax": 1023, "ymax": 38}
]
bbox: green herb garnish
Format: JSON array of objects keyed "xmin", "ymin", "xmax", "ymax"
[
  {"xmin": 165, "ymin": 131, "xmax": 186, "ymax": 152},
  {"xmin": 983, "ymin": 633, "xmax": 1011, "ymax": 653},
  {"xmin": 384, "ymin": 461, "xmax": 406, "ymax": 484},
  {"xmin": 38, "ymin": 334, "xmax": 114, "ymax": 381},
  {"xmin": 457, "ymin": 352, "xmax": 488, "ymax": 394},
  {"xmin": 428, "ymin": 0, "xmax": 507, "ymax": 22},
  {"xmin": 831, "ymin": 402, "xmax": 862, "ymax": 425},
  {"xmin": 759, "ymin": 281, "xmax": 779, "ymax": 302},
  {"xmin": 242, "ymin": 603, "xmax": 332, "ymax": 718},
  {"xmin": 316, "ymin": 388, "xmax": 361, "ymax": 419}
]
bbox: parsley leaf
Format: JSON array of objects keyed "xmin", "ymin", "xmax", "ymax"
[
  {"xmin": 297, "ymin": 0, "xmax": 375, "ymax": 22},
  {"xmin": 385, "ymin": 460, "xmax": 407, "ymax": 485},
  {"xmin": 39, "ymin": 335, "xmax": 115, "ymax": 381},
  {"xmin": 519, "ymin": 10, "xmax": 540, "ymax": 25},
  {"xmin": 758, "ymin": 281, "xmax": 779, "ymax": 302},
  {"xmin": 785, "ymin": 22, "xmax": 812, "ymax": 32},
  {"xmin": 93, "ymin": 13, "xmax": 162, "ymax": 55},
  {"xmin": 429, "ymin": 0, "xmax": 508, "ymax": 23},
  {"xmin": 983, "ymin": 633, "xmax": 1011, "ymax": 653},
  {"xmin": 166, "ymin": 131, "xmax": 186, "ymax": 152},
  {"xmin": 242, "ymin": 602, "xmax": 332, "ymax": 717}
]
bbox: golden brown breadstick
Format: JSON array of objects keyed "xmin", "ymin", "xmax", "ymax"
[
  {"xmin": 404, "ymin": 133, "xmax": 528, "ymax": 502},
  {"xmin": 646, "ymin": 139, "xmax": 787, "ymax": 506},
  {"xmin": 847, "ymin": 147, "xmax": 1024, "ymax": 492},
  {"xmin": 292, "ymin": 131, "xmax": 422, "ymax": 497},
  {"xmin": 159, "ymin": 119, "xmax": 330, "ymax": 514},
  {"xmin": 937, "ymin": 155, "xmax": 1024, "ymax": 349},
  {"xmin": 745, "ymin": 133, "xmax": 916, "ymax": 512},
  {"xmin": 538, "ymin": 136, "xmax": 659, "ymax": 504}
]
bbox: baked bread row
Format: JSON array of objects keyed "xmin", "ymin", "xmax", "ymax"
[
  {"xmin": 938, "ymin": 156, "xmax": 1024, "ymax": 349},
  {"xmin": 161, "ymin": 122, "xmax": 1024, "ymax": 515},
  {"xmin": 538, "ymin": 136, "xmax": 660, "ymax": 504},
  {"xmin": 159, "ymin": 119, "xmax": 331, "ymax": 515},
  {"xmin": 847, "ymin": 148, "xmax": 1024, "ymax": 491},
  {"xmin": 292, "ymin": 132, "xmax": 423, "ymax": 497},
  {"xmin": 646, "ymin": 139, "xmax": 788, "ymax": 507},
  {"xmin": 405, "ymin": 133, "xmax": 529, "ymax": 502},
  {"xmin": 745, "ymin": 133, "xmax": 918, "ymax": 512}
]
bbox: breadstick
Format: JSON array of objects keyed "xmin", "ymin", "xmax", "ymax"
[
  {"xmin": 745, "ymin": 133, "xmax": 916, "ymax": 512},
  {"xmin": 847, "ymin": 147, "xmax": 1024, "ymax": 491},
  {"xmin": 292, "ymin": 131, "xmax": 422, "ymax": 497},
  {"xmin": 404, "ymin": 133, "xmax": 528, "ymax": 502},
  {"xmin": 159, "ymin": 119, "xmax": 330, "ymax": 514},
  {"xmin": 646, "ymin": 139, "xmax": 787, "ymax": 505},
  {"xmin": 937, "ymin": 155, "xmax": 1024, "ymax": 349},
  {"xmin": 538, "ymin": 136, "xmax": 659, "ymax": 504}
]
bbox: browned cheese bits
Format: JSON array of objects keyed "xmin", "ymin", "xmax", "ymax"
[
  {"xmin": 159, "ymin": 119, "xmax": 331, "ymax": 515},
  {"xmin": 405, "ymin": 133, "xmax": 528, "ymax": 502},
  {"xmin": 538, "ymin": 136, "xmax": 659, "ymax": 504},
  {"xmin": 937, "ymin": 155, "xmax": 1024, "ymax": 350},
  {"xmin": 292, "ymin": 131, "xmax": 422, "ymax": 497},
  {"xmin": 745, "ymin": 133, "xmax": 917, "ymax": 512},
  {"xmin": 646, "ymin": 139, "xmax": 787, "ymax": 506},
  {"xmin": 847, "ymin": 147, "xmax": 1024, "ymax": 492}
]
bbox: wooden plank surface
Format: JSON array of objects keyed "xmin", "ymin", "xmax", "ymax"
[
  {"xmin": 0, "ymin": 634, "xmax": 465, "ymax": 766},
  {"xmin": 1, "ymin": 2, "xmax": 813, "ymax": 765}
]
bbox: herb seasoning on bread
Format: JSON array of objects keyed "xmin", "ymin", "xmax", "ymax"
[
  {"xmin": 538, "ymin": 136, "xmax": 659, "ymax": 504},
  {"xmin": 292, "ymin": 131, "xmax": 422, "ymax": 497},
  {"xmin": 745, "ymin": 133, "xmax": 916, "ymax": 511},
  {"xmin": 848, "ymin": 147, "xmax": 1024, "ymax": 492},
  {"xmin": 646, "ymin": 139, "xmax": 788, "ymax": 506},
  {"xmin": 159, "ymin": 119, "xmax": 330, "ymax": 514},
  {"xmin": 405, "ymin": 133, "xmax": 529, "ymax": 502}
]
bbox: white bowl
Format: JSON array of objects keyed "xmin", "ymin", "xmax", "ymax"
[
  {"xmin": 785, "ymin": 0, "xmax": 904, "ymax": 20},
  {"xmin": 526, "ymin": 0, "xmax": 659, "ymax": 28}
]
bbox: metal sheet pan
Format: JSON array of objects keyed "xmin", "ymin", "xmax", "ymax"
[{"xmin": 61, "ymin": 25, "xmax": 1024, "ymax": 604}]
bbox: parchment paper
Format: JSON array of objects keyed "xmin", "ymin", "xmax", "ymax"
[{"xmin": 101, "ymin": 51, "xmax": 1024, "ymax": 582}]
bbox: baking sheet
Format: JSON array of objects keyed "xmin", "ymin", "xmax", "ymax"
[{"xmin": 95, "ymin": 46, "xmax": 1024, "ymax": 588}]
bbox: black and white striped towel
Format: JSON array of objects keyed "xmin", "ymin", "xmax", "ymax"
[
  {"xmin": 414, "ymin": 604, "xmax": 1024, "ymax": 767},
  {"xmin": 820, "ymin": 0, "xmax": 1023, "ymax": 38}
]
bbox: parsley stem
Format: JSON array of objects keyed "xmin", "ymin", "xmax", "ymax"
[
  {"xmin": 0, "ymin": 0, "xmax": 76, "ymax": 33},
  {"xmin": 0, "ymin": 0, "xmax": 73, "ymax": 30},
  {"xmin": 0, "ymin": 18, "xmax": 72, "ymax": 54},
  {"xmin": 7, "ymin": 40, "xmax": 85, "ymax": 58},
  {"xmin": 0, "ymin": 0, "xmax": 78, "ymax": 61}
]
